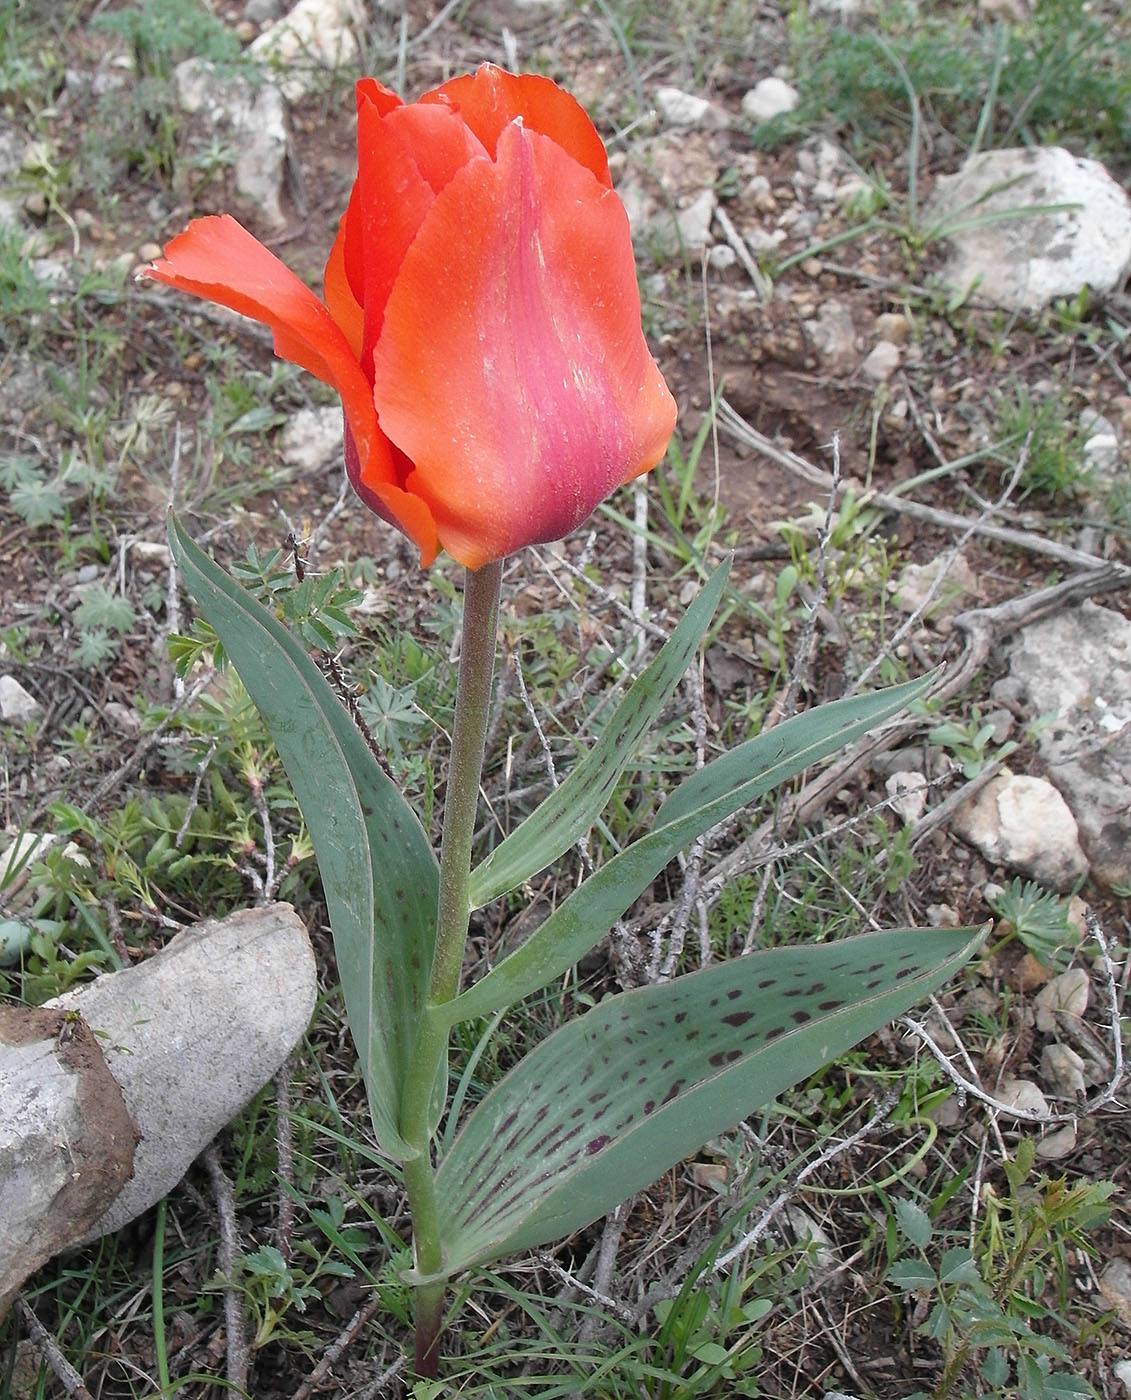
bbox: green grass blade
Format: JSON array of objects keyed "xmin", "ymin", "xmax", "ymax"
[
  {"xmin": 430, "ymin": 925, "xmax": 982, "ymax": 1277},
  {"xmin": 435, "ymin": 674, "xmax": 934, "ymax": 1025},
  {"xmin": 468, "ymin": 559, "xmax": 730, "ymax": 910},
  {"xmin": 168, "ymin": 515, "xmax": 437, "ymax": 1160}
]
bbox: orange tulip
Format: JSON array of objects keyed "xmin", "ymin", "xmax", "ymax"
[{"xmin": 143, "ymin": 65, "xmax": 676, "ymax": 569}]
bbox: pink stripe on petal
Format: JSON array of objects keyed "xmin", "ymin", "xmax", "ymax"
[{"xmin": 371, "ymin": 123, "xmax": 675, "ymax": 568}]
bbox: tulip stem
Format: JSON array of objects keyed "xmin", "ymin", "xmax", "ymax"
[{"xmin": 400, "ymin": 558, "xmax": 502, "ymax": 1379}]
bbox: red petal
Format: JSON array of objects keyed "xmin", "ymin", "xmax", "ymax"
[
  {"xmin": 423, "ymin": 65, "xmax": 611, "ymax": 189},
  {"xmin": 143, "ymin": 215, "xmax": 439, "ymax": 564},
  {"xmin": 352, "ymin": 91, "xmax": 487, "ymax": 370},
  {"xmin": 370, "ymin": 124, "xmax": 675, "ymax": 569},
  {"xmin": 323, "ymin": 219, "xmax": 363, "ymax": 361}
]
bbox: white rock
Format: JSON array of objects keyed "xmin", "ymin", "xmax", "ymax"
[
  {"xmin": 280, "ymin": 405, "xmax": 343, "ymax": 474},
  {"xmin": 1006, "ymin": 602, "xmax": 1131, "ymax": 890},
  {"xmin": 0, "ymin": 676, "xmax": 42, "ymax": 722},
  {"xmin": 675, "ymin": 189, "xmax": 717, "ymax": 252},
  {"xmin": 741, "ymin": 78, "xmax": 799, "ymax": 123},
  {"xmin": 927, "ymin": 147, "xmax": 1131, "ymax": 313},
  {"xmin": 251, "ymin": 0, "xmax": 365, "ymax": 102},
  {"xmin": 951, "ymin": 772, "xmax": 1089, "ymax": 892},
  {"xmin": 886, "ymin": 770, "xmax": 927, "ymax": 825},
  {"xmin": 1040, "ymin": 1042, "xmax": 1087, "ymax": 1098},
  {"xmin": 1083, "ymin": 432, "xmax": 1121, "ymax": 482},
  {"xmin": 1114, "ymin": 1358, "xmax": 1131, "ymax": 1399},
  {"xmin": 1034, "ymin": 967, "xmax": 1089, "ymax": 1034},
  {"xmin": 654, "ymin": 86, "xmax": 727, "ymax": 129},
  {"xmin": 804, "ymin": 300, "xmax": 858, "ymax": 372},
  {"xmin": 860, "ymin": 340, "xmax": 901, "ymax": 382},
  {"xmin": 174, "ymin": 60, "xmax": 288, "ymax": 227},
  {"xmin": 47, "ymin": 904, "xmax": 317, "ymax": 1239},
  {"xmin": 892, "ymin": 551, "xmax": 977, "ymax": 618},
  {"xmin": 244, "ymin": 0, "xmax": 283, "ymax": 22},
  {"xmin": 1099, "ymin": 1258, "xmax": 1131, "ymax": 1330},
  {"xmin": 706, "ymin": 244, "xmax": 737, "ymax": 272},
  {"xmin": 129, "ymin": 538, "xmax": 172, "ymax": 567}
]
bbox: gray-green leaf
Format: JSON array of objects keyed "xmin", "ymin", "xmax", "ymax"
[
  {"xmin": 428, "ymin": 924, "xmax": 982, "ymax": 1279},
  {"xmin": 169, "ymin": 515, "xmax": 438, "ymax": 1160}
]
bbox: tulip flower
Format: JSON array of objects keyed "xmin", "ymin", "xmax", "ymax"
[{"xmin": 143, "ymin": 65, "xmax": 676, "ymax": 570}]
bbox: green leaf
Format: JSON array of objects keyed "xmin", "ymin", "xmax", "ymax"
[
  {"xmin": 74, "ymin": 584, "xmax": 138, "ymax": 635},
  {"xmin": 1039, "ymin": 1374, "xmax": 1096, "ymax": 1400},
  {"xmin": 654, "ymin": 672, "xmax": 931, "ymax": 831},
  {"xmin": 467, "ymin": 559, "xmax": 731, "ymax": 910},
  {"xmin": 436, "ymin": 673, "xmax": 936, "ymax": 1025},
  {"xmin": 938, "ymin": 1246, "xmax": 982, "ymax": 1286},
  {"xmin": 887, "ymin": 1258, "xmax": 939, "ymax": 1292},
  {"xmin": 168, "ymin": 514, "xmax": 438, "ymax": 1160},
  {"xmin": 427, "ymin": 924, "xmax": 982, "ymax": 1279},
  {"xmin": 893, "ymin": 1197, "xmax": 933, "ymax": 1249}
]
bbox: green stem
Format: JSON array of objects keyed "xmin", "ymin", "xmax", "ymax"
[{"xmin": 399, "ymin": 559, "xmax": 502, "ymax": 1378}]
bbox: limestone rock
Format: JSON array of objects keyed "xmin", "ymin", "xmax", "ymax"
[
  {"xmin": 250, "ymin": 0, "xmax": 364, "ymax": 102},
  {"xmin": 892, "ymin": 551, "xmax": 977, "ymax": 618},
  {"xmin": 0, "ymin": 1006, "xmax": 137, "ymax": 1317},
  {"xmin": 741, "ymin": 78, "xmax": 799, "ymax": 122},
  {"xmin": 1034, "ymin": 967, "xmax": 1089, "ymax": 1034},
  {"xmin": 860, "ymin": 340, "xmax": 901, "ymax": 382},
  {"xmin": 174, "ymin": 60, "xmax": 288, "ymax": 228},
  {"xmin": 951, "ymin": 771, "xmax": 1088, "ymax": 892},
  {"xmin": 998, "ymin": 1077, "xmax": 1049, "ymax": 1116},
  {"xmin": 804, "ymin": 300, "xmax": 859, "ymax": 373},
  {"xmin": 281, "ymin": 405, "xmax": 344, "ymax": 474},
  {"xmin": 1004, "ymin": 601, "xmax": 1131, "ymax": 890},
  {"xmin": 886, "ymin": 771, "xmax": 927, "ymax": 825},
  {"xmin": 46, "ymin": 903, "xmax": 317, "ymax": 1239},
  {"xmin": 654, "ymin": 86, "xmax": 727, "ymax": 130},
  {"xmin": 927, "ymin": 147, "xmax": 1131, "ymax": 313},
  {"xmin": 1099, "ymin": 1258, "xmax": 1131, "ymax": 1330},
  {"xmin": 1040, "ymin": 1042, "xmax": 1087, "ymax": 1098},
  {"xmin": 1035, "ymin": 1122, "xmax": 1076, "ymax": 1160},
  {"xmin": 676, "ymin": 189, "xmax": 717, "ymax": 252},
  {"xmin": 0, "ymin": 675, "xmax": 42, "ymax": 722}
]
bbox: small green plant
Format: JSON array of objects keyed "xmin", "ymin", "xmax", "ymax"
[
  {"xmin": 91, "ymin": 0, "xmax": 242, "ymax": 80},
  {"xmin": 887, "ymin": 1139, "xmax": 1114, "ymax": 1399},
  {"xmin": 987, "ymin": 880, "xmax": 1079, "ymax": 969},
  {"xmin": 991, "ymin": 386, "xmax": 1091, "ymax": 502},
  {"xmin": 928, "ymin": 708, "xmax": 1017, "ymax": 779}
]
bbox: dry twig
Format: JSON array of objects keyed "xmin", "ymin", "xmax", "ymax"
[
  {"xmin": 14, "ymin": 1297, "xmax": 96, "ymax": 1400},
  {"xmin": 203, "ymin": 1143, "xmax": 251, "ymax": 1395}
]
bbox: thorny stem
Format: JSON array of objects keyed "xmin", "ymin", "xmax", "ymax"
[{"xmin": 399, "ymin": 559, "xmax": 502, "ymax": 1379}]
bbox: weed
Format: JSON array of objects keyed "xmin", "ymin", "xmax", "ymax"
[
  {"xmin": 887, "ymin": 1138, "xmax": 1114, "ymax": 1398},
  {"xmin": 990, "ymin": 386, "xmax": 1092, "ymax": 502},
  {"xmin": 987, "ymin": 880, "xmax": 1080, "ymax": 970},
  {"xmin": 783, "ymin": 1, "xmax": 1131, "ymax": 167},
  {"xmin": 928, "ymin": 708, "xmax": 1017, "ymax": 779}
]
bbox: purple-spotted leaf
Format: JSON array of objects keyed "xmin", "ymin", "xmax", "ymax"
[
  {"xmin": 427, "ymin": 924, "xmax": 982, "ymax": 1279},
  {"xmin": 169, "ymin": 516, "xmax": 438, "ymax": 1161}
]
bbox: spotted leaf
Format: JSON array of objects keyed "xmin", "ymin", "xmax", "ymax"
[{"xmin": 427, "ymin": 924, "xmax": 982, "ymax": 1279}]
